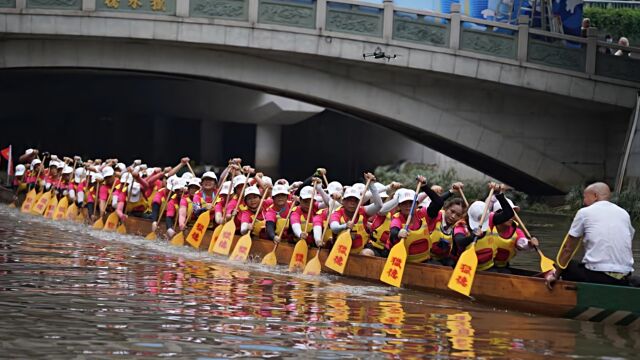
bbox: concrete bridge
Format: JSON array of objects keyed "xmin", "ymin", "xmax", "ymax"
[{"xmin": 0, "ymin": 0, "xmax": 639, "ymax": 194}]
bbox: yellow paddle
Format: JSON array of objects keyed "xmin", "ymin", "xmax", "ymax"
[
  {"xmin": 211, "ymin": 176, "xmax": 250, "ymax": 255},
  {"xmin": 185, "ymin": 209, "xmax": 211, "ymax": 249},
  {"xmin": 169, "ymin": 213, "xmax": 184, "ymax": 246},
  {"xmin": 303, "ymin": 200, "xmax": 339, "ymax": 275},
  {"xmin": 289, "ymin": 181, "xmax": 318, "ymax": 272},
  {"xmin": 447, "ymin": 189, "xmax": 494, "ymax": 297},
  {"xmin": 145, "ymin": 190, "xmax": 171, "ymax": 240},
  {"xmin": 21, "ymin": 155, "xmax": 47, "ymax": 213},
  {"xmin": 208, "ymin": 188, "xmax": 232, "ymax": 253},
  {"xmin": 101, "ymin": 180, "xmax": 120, "ymax": 231},
  {"xmin": 192, "ymin": 166, "xmax": 230, "ymax": 251},
  {"xmin": 380, "ymin": 181, "xmax": 422, "ymax": 287},
  {"xmin": 511, "ymin": 211, "xmax": 555, "ymax": 273},
  {"xmin": 325, "ymin": 178, "xmax": 372, "ymax": 274},
  {"xmin": 262, "ymin": 197, "xmax": 297, "ymax": 266},
  {"xmin": 53, "ymin": 158, "xmax": 77, "ymax": 221},
  {"xmin": 229, "ymin": 187, "xmax": 270, "ymax": 262}
]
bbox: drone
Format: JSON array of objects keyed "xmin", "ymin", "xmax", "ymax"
[{"xmin": 363, "ymin": 46, "xmax": 399, "ymax": 61}]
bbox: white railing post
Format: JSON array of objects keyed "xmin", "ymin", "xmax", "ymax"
[
  {"xmin": 585, "ymin": 27, "xmax": 598, "ymax": 74},
  {"xmin": 16, "ymin": 0, "xmax": 25, "ymax": 10},
  {"xmin": 449, "ymin": 3, "xmax": 461, "ymax": 50},
  {"xmin": 383, "ymin": 0, "xmax": 393, "ymax": 42},
  {"xmin": 316, "ymin": 0, "xmax": 326, "ymax": 31},
  {"xmin": 82, "ymin": 0, "xmax": 95, "ymax": 11},
  {"xmin": 248, "ymin": 0, "xmax": 259, "ymax": 25},
  {"xmin": 176, "ymin": 0, "xmax": 189, "ymax": 17},
  {"xmin": 517, "ymin": 15, "xmax": 529, "ymax": 62}
]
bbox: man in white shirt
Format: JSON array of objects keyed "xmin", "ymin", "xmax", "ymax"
[{"xmin": 554, "ymin": 182, "xmax": 635, "ymax": 286}]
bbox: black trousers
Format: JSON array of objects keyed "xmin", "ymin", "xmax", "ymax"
[{"xmin": 561, "ymin": 260, "xmax": 629, "ymax": 286}]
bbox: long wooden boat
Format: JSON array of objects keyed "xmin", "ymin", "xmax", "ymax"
[{"xmin": 2, "ymin": 186, "xmax": 639, "ymax": 328}]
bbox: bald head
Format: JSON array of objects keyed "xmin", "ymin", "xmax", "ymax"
[{"xmin": 583, "ymin": 182, "xmax": 611, "ymax": 206}]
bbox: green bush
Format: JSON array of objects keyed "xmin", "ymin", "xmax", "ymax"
[{"xmin": 584, "ymin": 7, "xmax": 640, "ymax": 44}]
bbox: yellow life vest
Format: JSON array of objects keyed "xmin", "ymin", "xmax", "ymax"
[
  {"xmin": 369, "ymin": 213, "xmax": 391, "ymax": 250},
  {"xmin": 334, "ymin": 206, "xmax": 368, "ymax": 254},
  {"xmin": 461, "ymin": 233, "xmax": 495, "ymax": 271},
  {"xmin": 125, "ymin": 197, "xmax": 149, "ymax": 213},
  {"xmin": 490, "ymin": 222, "xmax": 519, "ymax": 268},
  {"xmin": 393, "ymin": 212, "xmax": 431, "ymax": 263},
  {"xmin": 429, "ymin": 210, "xmax": 454, "ymax": 261},
  {"xmin": 295, "ymin": 205, "xmax": 314, "ymax": 234}
]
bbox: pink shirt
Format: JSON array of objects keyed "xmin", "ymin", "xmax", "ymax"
[
  {"xmin": 193, "ymin": 190, "xmax": 216, "ymax": 205},
  {"xmin": 290, "ymin": 202, "xmax": 319, "ymax": 226},
  {"xmin": 153, "ymin": 188, "xmax": 168, "ymax": 205},
  {"xmin": 331, "ymin": 206, "xmax": 369, "ymax": 228},
  {"xmin": 313, "ymin": 208, "xmax": 329, "ymax": 227},
  {"xmin": 166, "ymin": 196, "xmax": 180, "ymax": 217},
  {"xmin": 99, "ymin": 184, "xmax": 110, "ymax": 201},
  {"xmin": 265, "ymin": 202, "xmax": 292, "ymax": 223},
  {"xmin": 390, "ymin": 207, "xmax": 435, "ymax": 231}
]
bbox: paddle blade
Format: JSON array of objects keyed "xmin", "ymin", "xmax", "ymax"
[
  {"xmin": 92, "ymin": 217, "xmax": 104, "ymax": 229},
  {"xmin": 208, "ymin": 225, "xmax": 223, "ymax": 253},
  {"xmin": 116, "ymin": 223, "xmax": 127, "ymax": 234},
  {"xmin": 31, "ymin": 191, "xmax": 51, "ymax": 215},
  {"xmin": 185, "ymin": 212, "xmax": 210, "ymax": 249},
  {"xmin": 102, "ymin": 212, "xmax": 119, "ymax": 232},
  {"xmin": 289, "ymin": 239, "xmax": 308, "ymax": 272},
  {"xmin": 380, "ymin": 239, "xmax": 408, "ymax": 287},
  {"xmin": 65, "ymin": 203, "xmax": 78, "ymax": 220},
  {"xmin": 212, "ymin": 221, "xmax": 236, "ymax": 256},
  {"xmin": 20, "ymin": 189, "xmax": 37, "ymax": 213},
  {"xmin": 52, "ymin": 197, "xmax": 68, "ymax": 220},
  {"xmin": 539, "ymin": 250, "xmax": 556, "ymax": 273},
  {"xmin": 145, "ymin": 232, "xmax": 157, "ymax": 240},
  {"xmin": 170, "ymin": 232, "xmax": 185, "ymax": 247},
  {"xmin": 303, "ymin": 254, "xmax": 321, "ymax": 275},
  {"xmin": 75, "ymin": 211, "xmax": 85, "ymax": 223},
  {"xmin": 229, "ymin": 233, "xmax": 252, "ymax": 262},
  {"xmin": 447, "ymin": 244, "xmax": 478, "ymax": 297},
  {"xmin": 324, "ymin": 231, "xmax": 352, "ymax": 274},
  {"xmin": 43, "ymin": 196, "xmax": 58, "ymax": 219},
  {"xmin": 261, "ymin": 249, "xmax": 278, "ymax": 266}
]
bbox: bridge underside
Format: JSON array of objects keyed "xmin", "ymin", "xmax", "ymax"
[{"xmin": 0, "ymin": 35, "xmax": 632, "ymax": 194}]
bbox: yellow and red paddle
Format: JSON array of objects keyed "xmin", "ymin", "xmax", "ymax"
[
  {"xmin": 229, "ymin": 187, "xmax": 270, "ymax": 262},
  {"xmin": 262, "ymin": 197, "xmax": 297, "ymax": 266},
  {"xmin": 211, "ymin": 175, "xmax": 251, "ymax": 256},
  {"xmin": 511, "ymin": 210, "xmax": 555, "ymax": 273},
  {"xmin": 53, "ymin": 158, "xmax": 78, "ymax": 221},
  {"xmin": 21, "ymin": 155, "xmax": 47, "ymax": 213},
  {"xmin": 325, "ymin": 178, "xmax": 372, "ymax": 274},
  {"xmin": 380, "ymin": 180, "xmax": 422, "ymax": 287},
  {"xmin": 95, "ymin": 179, "xmax": 118, "ymax": 230},
  {"xmin": 185, "ymin": 166, "xmax": 230, "ymax": 249},
  {"xmin": 447, "ymin": 188, "xmax": 494, "ymax": 297},
  {"xmin": 303, "ymin": 199, "xmax": 339, "ymax": 275}
]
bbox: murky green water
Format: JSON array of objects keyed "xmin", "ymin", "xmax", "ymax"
[{"xmin": 0, "ymin": 205, "xmax": 639, "ymax": 359}]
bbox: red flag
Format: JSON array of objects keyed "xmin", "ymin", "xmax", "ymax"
[{"xmin": 0, "ymin": 146, "xmax": 9, "ymax": 161}]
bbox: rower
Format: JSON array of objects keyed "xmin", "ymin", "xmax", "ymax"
[
  {"xmin": 98, "ymin": 166, "xmax": 115, "ymax": 219},
  {"xmin": 289, "ymin": 181, "xmax": 328, "ymax": 245},
  {"xmin": 192, "ymin": 171, "xmax": 218, "ymax": 223},
  {"xmin": 26, "ymin": 158, "xmax": 43, "ymax": 191},
  {"xmin": 265, "ymin": 184, "xmax": 294, "ymax": 242},
  {"xmin": 312, "ymin": 181, "xmax": 343, "ymax": 248},
  {"xmin": 388, "ymin": 176, "xmax": 445, "ymax": 263},
  {"xmin": 427, "ymin": 183, "xmax": 467, "ymax": 266},
  {"xmin": 489, "ymin": 198, "xmax": 538, "ymax": 273},
  {"xmin": 329, "ymin": 172, "xmax": 381, "ymax": 254},
  {"xmin": 214, "ymin": 181, "xmax": 231, "ymax": 226},
  {"xmin": 115, "ymin": 180, "xmax": 150, "ymax": 221},
  {"xmin": 85, "ymin": 172, "xmax": 103, "ymax": 221},
  {"xmin": 69, "ymin": 167, "xmax": 86, "ymax": 209},
  {"xmin": 238, "ymin": 185, "xmax": 266, "ymax": 235},
  {"xmin": 165, "ymin": 178, "xmax": 186, "ymax": 239},
  {"xmin": 549, "ymin": 182, "xmax": 634, "ymax": 286},
  {"xmin": 361, "ymin": 181, "xmax": 403, "ymax": 257},
  {"xmin": 451, "ymin": 183, "xmax": 514, "ymax": 272},
  {"xmin": 178, "ymin": 178, "xmax": 202, "ymax": 231}
]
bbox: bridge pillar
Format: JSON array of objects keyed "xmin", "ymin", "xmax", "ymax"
[
  {"xmin": 586, "ymin": 27, "xmax": 598, "ymax": 75},
  {"xmin": 82, "ymin": 0, "xmax": 95, "ymax": 12},
  {"xmin": 383, "ymin": 0, "xmax": 393, "ymax": 42},
  {"xmin": 255, "ymin": 124, "xmax": 281, "ymax": 177},
  {"xmin": 177, "ymin": 0, "xmax": 189, "ymax": 17},
  {"xmin": 16, "ymin": 0, "xmax": 25, "ymax": 9},
  {"xmin": 517, "ymin": 15, "xmax": 529, "ymax": 62},
  {"xmin": 449, "ymin": 4, "xmax": 461, "ymax": 50}
]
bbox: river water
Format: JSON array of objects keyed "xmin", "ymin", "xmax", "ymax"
[{"xmin": 1, "ymin": 204, "xmax": 638, "ymax": 359}]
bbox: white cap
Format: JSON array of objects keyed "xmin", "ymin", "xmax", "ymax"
[
  {"xmin": 115, "ymin": 163, "xmax": 126, "ymax": 172},
  {"xmin": 62, "ymin": 166, "xmax": 73, "ymax": 175},
  {"xmin": 139, "ymin": 164, "xmax": 148, "ymax": 171},
  {"xmin": 169, "ymin": 178, "xmax": 186, "ymax": 191},
  {"xmin": 492, "ymin": 198, "xmax": 519, "ymax": 212},
  {"xmin": 129, "ymin": 182, "xmax": 142, "ymax": 202},
  {"xmin": 181, "ymin": 172, "xmax": 194, "ymax": 181},
  {"xmin": 74, "ymin": 168, "xmax": 86, "ymax": 183},
  {"xmin": 343, "ymin": 186, "xmax": 361, "ymax": 200},
  {"xmin": 272, "ymin": 184, "xmax": 289, "ymax": 196},
  {"xmin": 300, "ymin": 186, "xmax": 314, "ymax": 200},
  {"xmin": 202, "ymin": 171, "xmax": 217, "ymax": 181},
  {"xmin": 91, "ymin": 172, "xmax": 104, "ymax": 183},
  {"xmin": 374, "ymin": 182, "xmax": 388, "ymax": 198},
  {"xmin": 25, "ymin": 148, "xmax": 34, "ymax": 155},
  {"xmin": 30, "ymin": 159, "xmax": 41, "ymax": 169},
  {"xmin": 15, "ymin": 164, "xmax": 26, "ymax": 176},
  {"xmin": 232, "ymin": 175, "xmax": 247, "ymax": 189},
  {"xmin": 397, "ymin": 189, "xmax": 416, "ymax": 204},
  {"xmin": 102, "ymin": 166, "xmax": 114, "ymax": 178},
  {"xmin": 120, "ymin": 172, "xmax": 133, "ymax": 185},
  {"xmin": 55, "ymin": 161, "xmax": 64, "ymax": 169},
  {"xmin": 49, "ymin": 160, "xmax": 58, "ymax": 168},
  {"xmin": 261, "ymin": 176, "xmax": 273, "ymax": 187},
  {"xmin": 187, "ymin": 178, "xmax": 202, "ymax": 188},
  {"xmin": 328, "ymin": 181, "xmax": 343, "ymax": 196},
  {"xmin": 352, "ymin": 183, "xmax": 366, "ymax": 194},
  {"xmin": 145, "ymin": 168, "xmax": 155, "ymax": 177},
  {"xmin": 275, "ymin": 178, "xmax": 289, "ymax": 187},
  {"xmin": 468, "ymin": 201, "xmax": 490, "ymax": 231},
  {"xmin": 219, "ymin": 181, "xmax": 232, "ymax": 195},
  {"xmin": 167, "ymin": 175, "xmax": 179, "ymax": 190},
  {"xmin": 244, "ymin": 185, "xmax": 261, "ymax": 198}
]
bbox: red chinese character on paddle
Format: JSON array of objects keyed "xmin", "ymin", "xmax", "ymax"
[
  {"xmin": 196, "ymin": 223, "xmax": 204, "ymax": 232},
  {"xmin": 238, "ymin": 246, "xmax": 247, "ymax": 254},
  {"xmin": 456, "ymin": 275, "xmax": 468, "ymax": 287},
  {"xmin": 295, "ymin": 253, "xmax": 304, "ymax": 262},
  {"xmin": 333, "ymin": 255, "xmax": 344, "ymax": 266},
  {"xmin": 391, "ymin": 257, "xmax": 402, "ymax": 269},
  {"xmin": 338, "ymin": 245, "xmax": 347, "ymax": 255},
  {"xmin": 460, "ymin": 264, "xmax": 472, "ymax": 275},
  {"xmin": 191, "ymin": 232, "xmax": 200, "ymax": 241},
  {"xmin": 219, "ymin": 240, "xmax": 228, "ymax": 249},
  {"xmin": 387, "ymin": 268, "xmax": 398, "ymax": 280}
]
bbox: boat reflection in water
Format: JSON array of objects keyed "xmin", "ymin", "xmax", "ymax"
[{"xmin": 0, "ymin": 205, "xmax": 638, "ymax": 358}]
